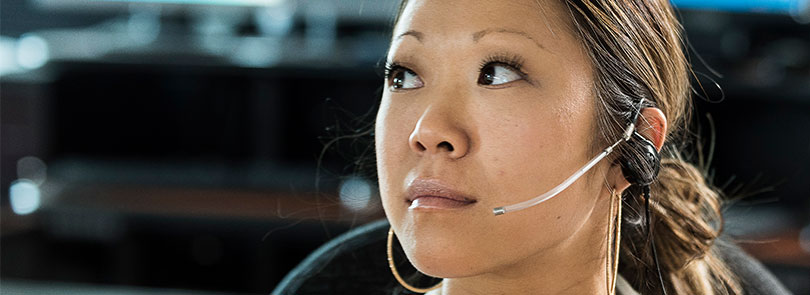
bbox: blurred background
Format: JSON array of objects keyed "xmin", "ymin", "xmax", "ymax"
[{"xmin": 1, "ymin": 0, "xmax": 809, "ymax": 294}]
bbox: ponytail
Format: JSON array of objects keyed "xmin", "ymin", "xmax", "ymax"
[{"xmin": 619, "ymin": 157, "xmax": 741, "ymax": 294}]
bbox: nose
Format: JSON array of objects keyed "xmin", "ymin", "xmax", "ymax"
[{"xmin": 408, "ymin": 105, "xmax": 470, "ymax": 160}]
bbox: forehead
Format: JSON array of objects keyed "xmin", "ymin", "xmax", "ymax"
[{"xmin": 393, "ymin": 0, "xmax": 575, "ymax": 51}]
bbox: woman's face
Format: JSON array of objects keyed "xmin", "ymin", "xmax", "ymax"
[{"xmin": 376, "ymin": 0, "xmax": 611, "ymax": 278}]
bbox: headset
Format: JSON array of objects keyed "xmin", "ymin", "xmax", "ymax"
[{"xmin": 492, "ymin": 97, "xmax": 668, "ymax": 294}]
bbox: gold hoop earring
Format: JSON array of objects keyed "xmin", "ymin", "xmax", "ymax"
[
  {"xmin": 387, "ymin": 227, "xmax": 443, "ymax": 293},
  {"xmin": 606, "ymin": 190, "xmax": 623, "ymax": 295}
]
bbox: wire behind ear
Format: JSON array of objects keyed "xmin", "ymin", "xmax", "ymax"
[{"xmin": 620, "ymin": 132, "xmax": 661, "ymax": 186}]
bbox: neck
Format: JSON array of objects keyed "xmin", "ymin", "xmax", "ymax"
[{"xmin": 428, "ymin": 189, "xmax": 616, "ymax": 295}]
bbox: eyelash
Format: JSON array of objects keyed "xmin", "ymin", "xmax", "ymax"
[
  {"xmin": 383, "ymin": 53, "xmax": 528, "ymax": 83},
  {"xmin": 383, "ymin": 62, "xmax": 405, "ymax": 80},
  {"xmin": 479, "ymin": 53, "xmax": 527, "ymax": 78}
]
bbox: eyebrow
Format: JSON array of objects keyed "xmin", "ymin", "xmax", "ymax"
[
  {"xmin": 472, "ymin": 28, "xmax": 545, "ymax": 50},
  {"xmin": 396, "ymin": 30, "xmax": 424, "ymax": 42},
  {"xmin": 394, "ymin": 28, "xmax": 545, "ymax": 50}
]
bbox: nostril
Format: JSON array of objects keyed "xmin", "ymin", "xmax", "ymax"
[
  {"xmin": 415, "ymin": 141, "xmax": 427, "ymax": 151},
  {"xmin": 437, "ymin": 141, "xmax": 454, "ymax": 152}
]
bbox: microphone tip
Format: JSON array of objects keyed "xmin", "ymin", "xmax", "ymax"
[{"xmin": 493, "ymin": 207, "xmax": 506, "ymax": 216}]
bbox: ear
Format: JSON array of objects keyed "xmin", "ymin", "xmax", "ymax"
[
  {"xmin": 608, "ymin": 107, "xmax": 668, "ymax": 192},
  {"xmin": 636, "ymin": 107, "xmax": 667, "ymax": 152}
]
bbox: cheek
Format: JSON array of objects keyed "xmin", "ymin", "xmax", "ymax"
[
  {"xmin": 471, "ymin": 84, "xmax": 595, "ymax": 203},
  {"xmin": 458, "ymin": 92, "xmax": 599, "ymax": 260},
  {"xmin": 471, "ymin": 98, "xmax": 571, "ymax": 196},
  {"xmin": 375, "ymin": 98, "xmax": 412, "ymax": 221},
  {"xmin": 375, "ymin": 97, "xmax": 409, "ymax": 167}
]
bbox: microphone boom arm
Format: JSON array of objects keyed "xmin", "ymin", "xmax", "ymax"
[{"xmin": 493, "ymin": 124, "xmax": 634, "ymax": 216}]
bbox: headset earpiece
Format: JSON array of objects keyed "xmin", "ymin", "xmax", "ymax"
[
  {"xmin": 620, "ymin": 132, "xmax": 660, "ymax": 186},
  {"xmin": 619, "ymin": 100, "xmax": 669, "ymax": 295},
  {"xmin": 619, "ymin": 97, "xmax": 661, "ymax": 186}
]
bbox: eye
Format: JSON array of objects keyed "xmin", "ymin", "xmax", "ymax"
[
  {"xmin": 478, "ymin": 63, "xmax": 524, "ymax": 86},
  {"xmin": 385, "ymin": 64, "xmax": 424, "ymax": 90}
]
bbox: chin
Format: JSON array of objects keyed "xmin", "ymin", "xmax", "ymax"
[
  {"xmin": 409, "ymin": 253, "xmax": 477, "ymax": 278},
  {"xmin": 402, "ymin": 236, "xmax": 487, "ymax": 278}
]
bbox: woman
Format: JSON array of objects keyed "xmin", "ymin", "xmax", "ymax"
[{"xmin": 275, "ymin": 0, "xmax": 792, "ymax": 294}]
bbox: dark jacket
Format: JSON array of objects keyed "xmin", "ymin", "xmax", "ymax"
[{"xmin": 272, "ymin": 219, "xmax": 792, "ymax": 295}]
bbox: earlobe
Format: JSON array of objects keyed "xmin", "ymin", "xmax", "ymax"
[
  {"xmin": 636, "ymin": 107, "xmax": 668, "ymax": 152},
  {"xmin": 609, "ymin": 164, "xmax": 631, "ymax": 193}
]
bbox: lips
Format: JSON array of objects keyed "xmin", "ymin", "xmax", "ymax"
[{"xmin": 406, "ymin": 179, "xmax": 477, "ymax": 210}]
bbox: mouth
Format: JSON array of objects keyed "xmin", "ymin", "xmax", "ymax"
[{"xmin": 406, "ymin": 179, "xmax": 477, "ymax": 210}]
